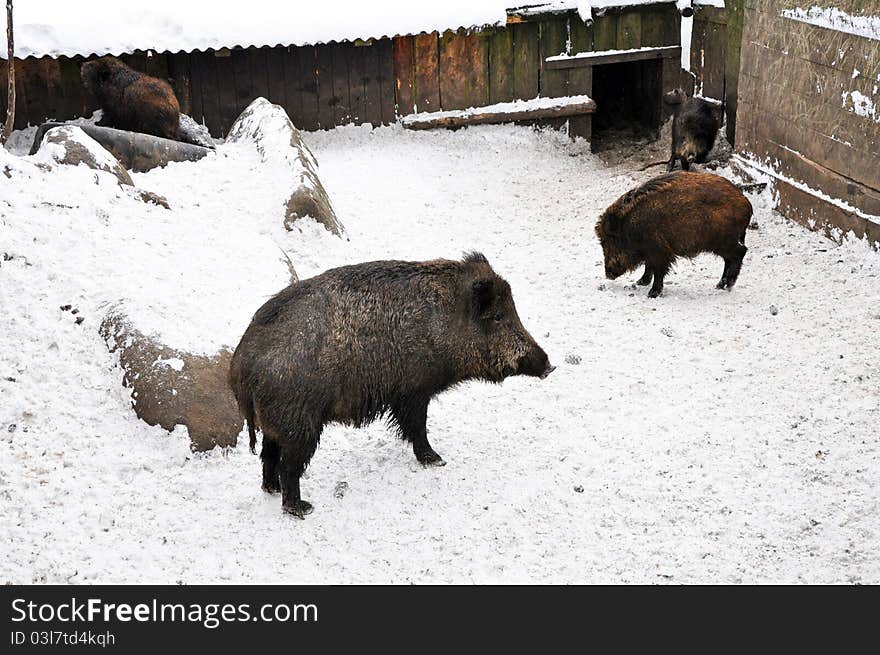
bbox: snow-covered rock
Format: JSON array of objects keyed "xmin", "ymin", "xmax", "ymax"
[
  {"xmin": 227, "ymin": 98, "xmax": 344, "ymax": 236},
  {"xmin": 32, "ymin": 125, "xmax": 134, "ymax": 186},
  {"xmin": 100, "ymin": 311, "xmax": 241, "ymax": 452}
]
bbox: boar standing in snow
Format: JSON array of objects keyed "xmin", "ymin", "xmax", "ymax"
[
  {"xmin": 81, "ymin": 56, "xmax": 180, "ymax": 140},
  {"xmin": 595, "ymin": 172, "xmax": 753, "ymax": 298},
  {"xmin": 665, "ymin": 89, "xmax": 721, "ymax": 172},
  {"xmin": 229, "ymin": 253, "xmax": 555, "ymax": 517}
]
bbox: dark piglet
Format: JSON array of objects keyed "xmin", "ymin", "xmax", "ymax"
[
  {"xmin": 595, "ymin": 172, "xmax": 753, "ymax": 298},
  {"xmin": 81, "ymin": 56, "xmax": 180, "ymax": 140},
  {"xmin": 665, "ymin": 89, "xmax": 721, "ymax": 171},
  {"xmin": 229, "ymin": 253, "xmax": 555, "ymax": 517}
]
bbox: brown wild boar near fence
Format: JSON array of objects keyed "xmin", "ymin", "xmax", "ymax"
[
  {"xmin": 229, "ymin": 253, "xmax": 555, "ymax": 518},
  {"xmin": 595, "ymin": 172, "xmax": 753, "ymax": 298},
  {"xmin": 81, "ymin": 56, "xmax": 180, "ymax": 140}
]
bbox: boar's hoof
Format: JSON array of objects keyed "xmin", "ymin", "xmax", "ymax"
[
  {"xmin": 282, "ymin": 500, "xmax": 314, "ymax": 518},
  {"xmin": 262, "ymin": 479, "xmax": 282, "ymax": 495},
  {"xmin": 416, "ymin": 449, "xmax": 447, "ymax": 467},
  {"xmin": 647, "ymin": 288, "xmax": 662, "ymax": 299}
]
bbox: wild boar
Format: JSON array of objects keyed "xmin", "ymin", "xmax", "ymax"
[
  {"xmin": 665, "ymin": 90, "xmax": 721, "ymax": 171},
  {"xmin": 81, "ymin": 56, "xmax": 180, "ymax": 140},
  {"xmin": 595, "ymin": 172, "xmax": 753, "ymax": 298},
  {"xmin": 229, "ymin": 253, "xmax": 555, "ymax": 517}
]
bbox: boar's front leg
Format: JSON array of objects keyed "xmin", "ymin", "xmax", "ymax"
[
  {"xmin": 392, "ymin": 397, "xmax": 446, "ymax": 467},
  {"xmin": 647, "ymin": 259, "xmax": 670, "ymax": 298},
  {"xmin": 279, "ymin": 425, "xmax": 320, "ymax": 518},
  {"xmin": 636, "ymin": 265, "xmax": 653, "ymax": 286}
]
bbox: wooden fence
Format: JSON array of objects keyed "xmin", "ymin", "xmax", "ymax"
[{"xmin": 1, "ymin": 6, "xmax": 683, "ymax": 138}]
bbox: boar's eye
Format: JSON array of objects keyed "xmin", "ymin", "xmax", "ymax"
[{"xmin": 493, "ymin": 313, "xmax": 504, "ymax": 322}]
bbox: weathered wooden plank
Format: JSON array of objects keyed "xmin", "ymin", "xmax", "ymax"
[
  {"xmin": 392, "ymin": 36, "xmax": 415, "ymax": 116},
  {"xmin": 539, "ymin": 16, "xmax": 569, "ymax": 98},
  {"xmin": 298, "ymin": 47, "xmax": 320, "ymax": 131},
  {"xmin": 488, "ymin": 27, "xmax": 515, "ymax": 104},
  {"xmin": 280, "ymin": 47, "xmax": 303, "ymax": 128},
  {"xmin": 58, "ymin": 56, "xmax": 87, "ymax": 122},
  {"xmin": 376, "ymin": 38, "xmax": 397, "ymax": 124},
  {"xmin": 775, "ymin": 177, "xmax": 871, "ymax": 243},
  {"xmin": 349, "ymin": 42, "xmax": 369, "ymax": 124},
  {"xmin": 402, "ymin": 96, "xmax": 596, "ymax": 130},
  {"xmin": 185, "ymin": 52, "xmax": 203, "ymax": 125},
  {"xmin": 331, "ymin": 41, "xmax": 352, "ymax": 124},
  {"xmin": 413, "ymin": 32, "xmax": 441, "ymax": 112},
  {"xmin": 196, "ymin": 51, "xmax": 221, "ymax": 137},
  {"xmin": 362, "ymin": 41, "xmax": 382, "ymax": 126},
  {"xmin": 231, "ymin": 47, "xmax": 255, "ymax": 124},
  {"xmin": 439, "ymin": 29, "xmax": 489, "ymax": 111},
  {"xmin": 546, "ymin": 46, "xmax": 681, "ymax": 69},
  {"xmin": 511, "ymin": 22, "xmax": 540, "ymax": 100},
  {"xmin": 213, "ymin": 50, "xmax": 238, "ymax": 137},
  {"xmin": 316, "ymin": 43, "xmax": 335, "ymax": 128},
  {"xmin": 168, "ymin": 52, "xmax": 193, "ymax": 117},
  {"xmin": 567, "ymin": 15, "xmax": 594, "ymax": 138},
  {"xmin": 266, "ymin": 47, "xmax": 288, "ymax": 110},
  {"xmin": 617, "ymin": 10, "xmax": 643, "ymax": 50},
  {"xmin": 248, "ymin": 47, "xmax": 270, "ymax": 106},
  {"xmin": 725, "ymin": 0, "xmax": 745, "ymax": 143},
  {"xmin": 593, "ymin": 12, "xmax": 618, "ymax": 51},
  {"xmin": 22, "ymin": 58, "xmax": 51, "ymax": 125}
]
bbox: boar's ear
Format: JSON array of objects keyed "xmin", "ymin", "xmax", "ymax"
[{"xmin": 470, "ymin": 277, "xmax": 496, "ymax": 319}]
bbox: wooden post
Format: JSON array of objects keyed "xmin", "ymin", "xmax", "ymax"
[
  {"xmin": 725, "ymin": 0, "xmax": 745, "ymax": 146},
  {"xmin": 2, "ymin": 0, "xmax": 14, "ymax": 144}
]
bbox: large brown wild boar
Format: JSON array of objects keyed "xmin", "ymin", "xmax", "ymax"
[
  {"xmin": 595, "ymin": 172, "xmax": 753, "ymax": 298},
  {"xmin": 229, "ymin": 253, "xmax": 555, "ymax": 518},
  {"xmin": 81, "ymin": 56, "xmax": 180, "ymax": 140}
]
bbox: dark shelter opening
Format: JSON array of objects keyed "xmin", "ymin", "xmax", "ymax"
[{"xmin": 590, "ymin": 60, "xmax": 663, "ymax": 152}]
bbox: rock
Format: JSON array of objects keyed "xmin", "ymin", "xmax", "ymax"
[
  {"xmin": 30, "ymin": 122, "xmax": 211, "ymax": 173},
  {"xmin": 770, "ymin": 304, "xmax": 779, "ymax": 316},
  {"xmin": 227, "ymin": 97, "xmax": 344, "ymax": 236},
  {"xmin": 178, "ymin": 113, "xmax": 215, "ymax": 149},
  {"xmin": 100, "ymin": 312, "xmax": 243, "ymax": 452},
  {"xmin": 34, "ymin": 125, "xmax": 133, "ymax": 186}
]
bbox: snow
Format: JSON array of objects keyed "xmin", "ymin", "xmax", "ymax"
[
  {"xmin": 2, "ymin": 123, "xmax": 879, "ymax": 584},
  {"xmin": 841, "ymin": 90, "xmax": 879, "ymax": 123},
  {"xmin": 782, "ymin": 7, "xmax": 880, "ymax": 41},
  {"xmin": 547, "ymin": 45, "xmax": 680, "ymax": 61},
  {"xmin": 5, "ymin": 1, "xmax": 720, "ymax": 60},
  {"xmin": 401, "ymin": 95, "xmax": 595, "ymax": 127}
]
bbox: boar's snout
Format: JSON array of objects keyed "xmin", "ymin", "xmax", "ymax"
[{"xmin": 517, "ymin": 343, "xmax": 555, "ymax": 379}]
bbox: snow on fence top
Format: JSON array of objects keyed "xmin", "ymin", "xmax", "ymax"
[
  {"xmin": 4, "ymin": 0, "xmax": 721, "ymax": 60},
  {"xmin": 781, "ymin": 6, "xmax": 880, "ymax": 42}
]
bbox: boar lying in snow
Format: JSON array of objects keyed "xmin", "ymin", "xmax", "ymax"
[
  {"xmin": 229, "ymin": 253, "xmax": 555, "ymax": 517},
  {"xmin": 665, "ymin": 90, "xmax": 721, "ymax": 172},
  {"xmin": 595, "ymin": 172, "xmax": 753, "ymax": 298},
  {"xmin": 81, "ymin": 56, "xmax": 181, "ymax": 140}
]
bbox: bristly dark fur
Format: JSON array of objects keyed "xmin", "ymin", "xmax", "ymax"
[
  {"xmin": 668, "ymin": 95, "xmax": 720, "ymax": 172},
  {"xmin": 228, "ymin": 253, "xmax": 552, "ymax": 517},
  {"xmin": 80, "ymin": 56, "xmax": 181, "ymax": 140},
  {"xmin": 595, "ymin": 172, "xmax": 753, "ymax": 299},
  {"xmin": 462, "ymin": 251, "xmax": 489, "ymax": 264}
]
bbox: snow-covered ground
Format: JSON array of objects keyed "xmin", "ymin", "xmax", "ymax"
[{"xmin": 2, "ymin": 123, "xmax": 879, "ymax": 584}]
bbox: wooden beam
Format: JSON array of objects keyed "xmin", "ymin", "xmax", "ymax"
[
  {"xmin": 545, "ymin": 46, "xmax": 680, "ymax": 69},
  {"xmin": 401, "ymin": 95, "xmax": 596, "ymax": 130}
]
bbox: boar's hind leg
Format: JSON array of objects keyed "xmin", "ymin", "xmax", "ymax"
[
  {"xmin": 260, "ymin": 435, "xmax": 282, "ymax": 494},
  {"xmin": 718, "ymin": 243, "xmax": 749, "ymax": 289},
  {"xmin": 392, "ymin": 397, "xmax": 446, "ymax": 467},
  {"xmin": 636, "ymin": 265, "xmax": 653, "ymax": 286},
  {"xmin": 279, "ymin": 428, "xmax": 320, "ymax": 518}
]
